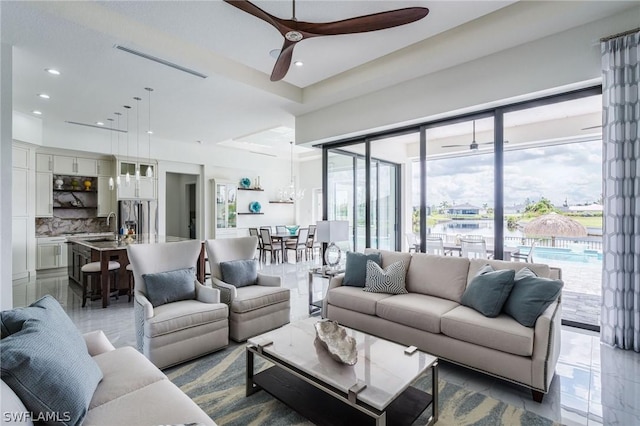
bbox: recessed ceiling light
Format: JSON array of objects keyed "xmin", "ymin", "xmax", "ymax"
[
  {"xmin": 32, "ymin": 110, "xmax": 42, "ymax": 115},
  {"xmin": 96, "ymin": 121, "xmax": 104, "ymax": 126},
  {"xmin": 45, "ymin": 68, "xmax": 60, "ymax": 75},
  {"xmin": 147, "ymin": 130, "xmax": 153, "ymax": 135},
  {"xmin": 38, "ymin": 93, "xmax": 50, "ymax": 99},
  {"xmin": 196, "ymin": 140, "xmax": 202, "ymax": 144},
  {"xmin": 294, "ymin": 61, "xmax": 303, "ymax": 67},
  {"xmin": 269, "ymin": 49, "xmax": 281, "ymax": 59}
]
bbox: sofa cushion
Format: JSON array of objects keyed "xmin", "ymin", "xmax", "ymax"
[
  {"xmin": 461, "ymin": 265, "xmax": 515, "ymax": 317},
  {"xmin": 363, "ymin": 260, "xmax": 408, "ymax": 295},
  {"xmin": 0, "ymin": 295, "xmax": 103, "ymax": 426},
  {"xmin": 503, "ymin": 267, "xmax": 564, "ymax": 327},
  {"xmin": 144, "ymin": 300, "xmax": 228, "ymax": 338},
  {"xmin": 89, "ymin": 346, "xmax": 166, "ymax": 409},
  {"xmin": 1, "ymin": 380, "xmax": 34, "ymax": 426},
  {"xmin": 405, "ymin": 253, "xmax": 470, "ymax": 303},
  {"xmin": 376, "ymin": 293, "xmax": 459, "ymax": 334},
  {"xmin": 327, "ymin": 286, "xmax": 392, "ymax": 315},
  {"xmin": 365, "ymin": 248, "xmax": 412, "ymax": 270},
  {"xmin": 143, "ymin": 267, "xmax": 197, "ymax": 307},
  {"xmin": 232, "ymin": 285, "xmax": 290, "ymax": 314},
  {"xmin": 441, "ymin": 305, "xmax": 534, "ymax": 356},
  {"xmin": 220, "ymin": 259, "xmax": 258, "ymax": 288},
  {"xmin": 343, "ymin": 251, "xmax": 382, "ymax": 287},
  {"xmin": 467, "ymin": 258, "xmax": 550, "ymax": 285}
]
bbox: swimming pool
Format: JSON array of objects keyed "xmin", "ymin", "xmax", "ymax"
[{"xmin": 518, "ymin": 246, "xmax": 603, "ymax": 263}]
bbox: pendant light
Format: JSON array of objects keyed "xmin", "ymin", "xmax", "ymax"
[
  {"xmin": 145, "ymin": 87, "xmax": 154, "ymax": 178},
  {"xmin": 124, "ymin": 105, "xmax": 131, "ymax": 186},
  {"xmin": 107, "ymin": 117, "xmax": 115, "ymax": 190},
  {"xmin": 115, "ymin": 112, "xmax": 122, "ymax": 188},
  {"xmin": 134, "ymin": 96, "xmax": 141, "ymax": 182},
  {"xmin": 282, "ymin": 141, "xmax": 304, "ymax": 202}
]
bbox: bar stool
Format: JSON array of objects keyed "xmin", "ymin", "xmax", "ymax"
[
  {"xmin": 126, "ymin": 263, "xmax": 134, "ymax": 302},
  {"xmin": 81, "ymin": 261, "xmax": 121, "ymax": 307}
]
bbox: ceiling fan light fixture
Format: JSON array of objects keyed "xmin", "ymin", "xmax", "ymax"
[{"xmin": 285, "ymin": 31, "xmax": 303, "ymax": 42}]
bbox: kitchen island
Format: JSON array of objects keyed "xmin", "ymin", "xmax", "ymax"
[{"xmin": 67, "ymin": 235, "xmax": 206, "ymax": 308}]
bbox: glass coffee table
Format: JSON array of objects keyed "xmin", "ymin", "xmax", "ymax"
[{"xmin": 246, "ymin": 318, "xmax": 438, "ymax": 426}]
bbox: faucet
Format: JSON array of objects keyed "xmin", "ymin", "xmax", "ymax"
[{"xmin": 106, "ymin": 212, "xmax": 117, "ymax": 236}]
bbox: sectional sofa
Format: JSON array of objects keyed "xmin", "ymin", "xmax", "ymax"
[{"xmin": 324, "ymin": 249, "xmax": 562, "ymax": 402}]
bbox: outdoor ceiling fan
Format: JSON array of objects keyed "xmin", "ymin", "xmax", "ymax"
[
  {"xmin": 441, "ymin": 120, "xmax": 508, "ymax": 151},
  {"xmin": 223, "ymin": 0, "xmax": 429, "ymax": 81}
]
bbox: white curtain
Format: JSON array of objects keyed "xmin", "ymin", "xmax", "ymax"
[{"xmin": 600, "ymin": 30, "xmax": 640, "ymax": 352}]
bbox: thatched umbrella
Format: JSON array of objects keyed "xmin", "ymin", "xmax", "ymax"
[{"xmin": 523, "ymin": 212, "xmax": 588, "ymax": 247}]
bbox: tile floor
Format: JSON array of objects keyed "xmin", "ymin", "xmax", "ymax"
[{"xmin": 12, "ymin": 257, "xmax": 640, "ymax": 426}]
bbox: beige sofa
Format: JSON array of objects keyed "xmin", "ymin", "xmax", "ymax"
[
  {"xmin": 325, "ymin": 249, "xmax": 562, "ymax": 402},
  {"xmin": 1, "ymin": 330, "xmax": 215, "ymax": 426}
]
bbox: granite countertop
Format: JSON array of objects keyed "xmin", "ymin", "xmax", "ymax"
[
  {"xmin": 37, "ymin": 232, "xmax": 115, "ymax": 239},
  {"xmin": 66, "ymin": 235, "xmax": 195, "ymax": 251}
]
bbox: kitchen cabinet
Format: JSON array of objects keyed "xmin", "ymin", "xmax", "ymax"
[
  {"xmin": 54, "ymin": 155, "xmax": 97, "ymax": 176},
  {"xmin": 36, "ymin": 237, "xmax": 68, "ymax": 270},
  {"xmin": 13, "ymin": 144, "xmax": 35, "ymax": 281},
  {"xmin": 97, "ymin": 176, "xmax": 116, "ymax": 216},
  {"xmin": 36, "ymin": 153, "xmax": 53, "ymax": 172},
  {"xmin": 117, "ymin": 159, "xmax": 156, "ymax": 199},
  {"xmin": 35, "ymin": 171, "xmax": 53, "ymax": 217},
  {"xmin": 97, "ymin": 159, "xmax": 113, "ymax": 176}
]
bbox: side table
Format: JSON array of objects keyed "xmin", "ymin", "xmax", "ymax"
[{"xmin": 308, "ymin": 266, "xmax": 344, "ymax": 316}]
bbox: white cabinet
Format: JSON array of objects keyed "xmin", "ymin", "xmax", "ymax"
[
  {"xmin": 13, "ymin": 144, "xmax": 35, "ymax": 281},
  {"xmin": 35, "ymin": 171, "xmax": 53, "ymax": 217},
  {"xmin": 36, "ymin": 237, "xmax": 68, "ymax": 270},
  {"xmin": 97, "ymin": 176, "xmax": 116, "ymax": 216},
  {"xmin": 53, "ymin": 155, "xmax": 97, "ymax": 176},
  {"xmin": 97, "ymin": 159, "xmax": 113, "ymax": 176},
  {"xmin": 117, "ymin": 159, "xmax": 157, "ymax": 199},
  {"xmin": 36, "ymin": 153, "xmax": 53, "ymax": 172}
]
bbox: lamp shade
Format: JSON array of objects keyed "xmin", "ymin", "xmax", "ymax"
[{"xmin": 316, "ymin": 220, "xmax": 349, "ymax": 243}]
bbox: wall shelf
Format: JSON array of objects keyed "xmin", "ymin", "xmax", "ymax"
[
  {"xmin": 54, "ymin": 189, "xmax": 97, "ymax": 193},
  {"xmin": 269, "ymin": 201, "xmax": 294, "ymax": 204},
  {"xmin": 237, "ymin": 212, "xmax": 264, "ymax": 215},
  {"xmin": 53, "ymin": 207, "xmax": 97, "ymax": 209},
  {"xmin": 237, "ymin": 188, "xmax": 264, "ymax": 191}
]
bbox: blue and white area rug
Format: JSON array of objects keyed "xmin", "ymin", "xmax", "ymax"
[{"xmin": 166, "ymin": 344, "xmax": 560, "ymax": 426}]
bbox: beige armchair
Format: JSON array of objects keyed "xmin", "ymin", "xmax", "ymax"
[
  {"xmin": 205, "ymin": 236, "xmax": 290, "ymax": 342},
  {"xmin": 127, "ymin": 240, "xmax": 229, "ymax": 369}
]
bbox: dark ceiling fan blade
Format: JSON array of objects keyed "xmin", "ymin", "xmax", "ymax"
[
  {"xmin": 223, "ymin": 0, "xmax": 282, "ymax": 31},
  {"xmin": 295, "ymin": 7, "xmax": 429, "ymax": 36},
  {"xmin": 271, "ymin": 39, "xmax": 296, "ymax": 81}
]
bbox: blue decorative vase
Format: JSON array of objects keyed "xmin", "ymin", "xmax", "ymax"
[
  {"xmin": 286, "ymin": 225, "xmax": 299, "ymax": 235},
  {"xmin": 249, "ymin": 201, "xmax": 261, "ymax": 213}
]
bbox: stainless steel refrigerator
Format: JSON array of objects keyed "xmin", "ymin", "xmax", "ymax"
[{"xmin": 118, "ymin": 199, "xmax": 158, "ymax": 236}]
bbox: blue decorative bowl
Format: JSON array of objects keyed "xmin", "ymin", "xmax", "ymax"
[
  {"xmin": 240, "ymin": 177, "xmax": 251, "ymax": 189},
  {"xmin": 285, "ymin": 225, "xmax": 299, "ymax": 235},
  {"xmin": 249, "ymin": 201, "xmax": 261, "ymax": 213}
]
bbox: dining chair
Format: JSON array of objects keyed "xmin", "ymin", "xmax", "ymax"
[
  {"xmin": 260, "ymin": 227, "xmax": 283, "ymax": 264},
  {"xmin": 285, "ymin": 227, "xmax": 309, "ymax": 262},
  {"xmin": 512, "ymin": 240, "xmax": 537, "ymax": 263},
  {"xmin": 461, "ymin": 239, "xmax": 491, "ymax": 259},
  {"xmin": 405, "ymin": 232, "xmax": 419, "ymax": 252},
  {"xmin": 248, "ymin": 227, "xmax": 263, "ymax": 260},
  {"xmin": 306, "ymin": 225, "xmax": 319, "ymax": 259},
  {"xmin": 425, "ymin": 236, "xmax": 447, "ymax": 256},
  {"xmin": 276, "ymin": 225, "xmax": 287, "ymax": 234},
  {"xmin": 463, "ymin": 234, "xmax": 485, "ymax": 241}
]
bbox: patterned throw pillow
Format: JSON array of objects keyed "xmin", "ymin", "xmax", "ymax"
[{"xmin": 363, "ymin": 260, "xmax": 408, "ymax": 294}]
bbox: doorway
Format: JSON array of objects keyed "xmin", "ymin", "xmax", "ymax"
[{"xmin": 165, "ymin": 172, "xmax": 199, "ymax": 239}]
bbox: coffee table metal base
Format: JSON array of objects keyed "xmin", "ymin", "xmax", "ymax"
[{"xmin": 246, "ymin": 343, "xmax": 438, "ymax": 426}]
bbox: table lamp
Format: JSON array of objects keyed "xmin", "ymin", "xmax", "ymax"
[{"xmin": 316, "ymin": 220, "xmax": 349, "ymax": 268}]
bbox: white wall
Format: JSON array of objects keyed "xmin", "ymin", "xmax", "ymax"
[
  {"xmin": 296, "ymin": 8, "xmax": 638, "ymax": 145},
  {"xmin": 1, "ymin": 42, "xmax": 13, "ymax": 309}
]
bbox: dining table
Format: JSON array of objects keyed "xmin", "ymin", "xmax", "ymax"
[
  {"xmin": 270, "ymin": 232, "xmax": 299, "ymax": 263},
  {"xmin": 67, "ymin": 235, "xmax": 206, "ymax": 308}
]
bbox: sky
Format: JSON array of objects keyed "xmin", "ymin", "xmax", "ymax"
[{"xmin": 413, "ymin": 140, "xmax": 602, "ymax": 209}]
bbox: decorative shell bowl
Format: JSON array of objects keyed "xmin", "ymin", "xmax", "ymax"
[{"xmin": 314, "ymin": 320, "xmax": 358, "ymax": 365}]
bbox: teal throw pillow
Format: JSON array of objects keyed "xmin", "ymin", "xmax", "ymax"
[
  {"xmin": 0, "ymin": 295, "xmax": 103, "ymax": 426},
  {"xmin": 220, "ymin": 259, "xmax": 258, "ymax": 288},
  {"xmin": 343, "ymin": 251, "xmax": 382, "ymax": 287},
  {"xmin": 143, "ymin": 267, "xmax": 196, "ymax": 307},
  {"xmin": 363, "ymin": 260, "xmax": 408, "ymax": 294},
  {"xmin": 503, "ymin": 267, "xmax": 563, "ymax": 327},
  {"xmin": 461, "ymin": 264, "xmax": 515, "ymax": 317}
]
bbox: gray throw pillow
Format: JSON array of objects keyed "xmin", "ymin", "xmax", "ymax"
[
  {"xmin": 220, "ymin": 259, "xmax": 258, "ymax": 288},
  {"xmin": 363, "ymin": 260, "xmax": 408, "ymax": 294},
  {"xmin": 0, "ymin": 295, "xmax": 103, "ymax": 426},
  {"xmin": 343, "ymin": 251, "xmax": 382, "ymax": 287},
  {"xmin": 461, "ymin": 264, "xmax": 515, "ymax": 317},
  {"xmin": 143, "ymin": 267, "xmax": 197, "ymax": 307},
  {"xmin": 503, "ymin": 267, "xmax": 563, "ymax": 327}
]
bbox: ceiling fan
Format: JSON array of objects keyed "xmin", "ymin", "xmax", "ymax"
[
  {"xmin": 223, "ymin": 0, "xmax": 429, "ymax": 81},
  {"xmin": 441, "ymin": 120, "xmax": 508, "ymax": 151}
]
